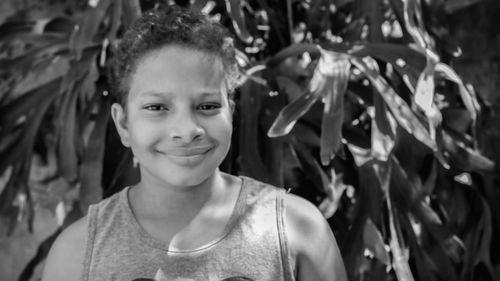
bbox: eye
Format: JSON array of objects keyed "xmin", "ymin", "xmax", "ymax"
[
  {"xmin": 143, "ymin": 104, "xmax": 167, "ymax": 111},
  {"xmin": 197, "ymin": 103, "xmax": 221, "ymax": 111}
]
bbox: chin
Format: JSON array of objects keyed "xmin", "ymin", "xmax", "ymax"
[
  {"xmin": 143, "ymin": 163, "xmax": 218, "ymax": 190},
  {"xmin": 168, "ymin": 172, "xmax": 212, "ymax": 188}
]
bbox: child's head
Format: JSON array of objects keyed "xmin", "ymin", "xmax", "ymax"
[
  {"xmin": 109, "ymin": 6, "xmax": 237, "ymax": 188},
  {"xmin": 109, "ymin": 5, "xmax": 238, "ymax": 106}
]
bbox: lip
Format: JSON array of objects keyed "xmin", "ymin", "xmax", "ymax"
[
  {"xmin": 166, "ymin": 146, "xmax": 213, "ymax": 157},
  {"xmin": 156, "ymin": 145, "xmax": 214, "ymax": 166}
]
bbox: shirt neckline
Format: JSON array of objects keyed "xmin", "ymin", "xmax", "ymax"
[{"xmin": 120, "ymin": 176, "xmax": 248, "ymax": 253}]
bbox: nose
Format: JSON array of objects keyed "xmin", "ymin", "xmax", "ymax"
[{"xmin": 168, "ymin": 111, "xmax": 205, "ymax": 143}]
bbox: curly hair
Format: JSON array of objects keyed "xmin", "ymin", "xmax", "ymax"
[{"xmin": 109, "ymin": 5, "xmax": 238, "ymax": 105}]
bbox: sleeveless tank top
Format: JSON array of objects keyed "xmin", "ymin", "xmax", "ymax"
[{"xmin": 81, "ymin": 177, "xmax": 296, "ymax": 281}]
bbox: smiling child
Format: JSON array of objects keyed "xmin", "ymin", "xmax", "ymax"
[{"xmin": 41, "ymin": 5, "xmax": 347, "ymax": 281}]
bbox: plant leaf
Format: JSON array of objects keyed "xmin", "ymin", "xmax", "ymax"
[
  {"xmin": 363, "ymin": 218, "xmax": 390, "ymax": 266},
  {"xmin": 317, "ymin": 167, "xmax": 347, "ymax": 219},
  {"xmin": 324, "ymin": 42, "xmax": 426, "ymax": 71},
  {"xmin": 224, "ymin": 0, "xmax": 253, "ymax": 44},
  {"xmin": 191, "ymin": 0, "xmax": 211, "ymax": 12},
  {"xmin": 267, "ymin": 43, "xmax": 320, "ymax": 68},
  {"xmin": 371, "ymin": 92, "xmax": 397, "ymax": 161},
  {"xmin": 107, "ymin": 0, "xmax": 122, "ymax": 42},
  {"xmin": 414, "ymin": 50, "xmax": 442, "ymax": 143},
  {"xmin": 441, "ymin": 129, "xmax": 495, "ymax": 172},
  {"xmin": 351, "ymin": 56, "xmax": 437, "ymax": 152},
  {"xmin": 0, "ymin": 79, "xmax": 61, "ymax": 175},
  {"xmin": 287, "ymin": 135, "xmax": 325, "ymax": 194},
  {"xmin": 56, "ymin": 87, "xmax": 79, "ymax": 184},
  {"xmin": 79, "ymin": 96, "xmax": 109, "ymax": 212},
  {"xmin": 320, "ymin": 51, "xmax": 350, "ymax": 164},
  {"xmin": 0, "ymin": 75, "xmax": 60, "ymax": 132},
  {"xmin": 121, "ymin": 0, "xmax": 142, "ymax": 30},
  {"xmin": 238, "ymin": 80, "xmax": 269, "ymax": 181},
  {"xmin": 275, "ymin": 76, "xmax": 303, "ymax": 102},
  {"xmin": 0, "ymin": 40, "xmax": 68, "ymax": 78},
  {"xmin": 403, "ymin": 0, "xmax": 433, "ymax": 51},
  {"xmin": 435, "ymin": 63, "xmax": 480, "ymax": 123},
  {"xmin": 267, "ymin": 80, "xmax": 321, "ymax": 137},
  {"xmin": 269, "ymin": 49, "xmax": 348, "ymax": 138},
  {"xmin": 414, "ymin": 51, "xmax": 438, "ymax": 113},
  {"xmin": 69, "ymin": 0, "xmax": 113, "ymax": 60},
  {"xmin": 387, "ymin": 201, "xmax": 416, "ymax": 281},
  {"xmin": 445, "ymin": 0, "xmax": 481, "ymax": 13}
]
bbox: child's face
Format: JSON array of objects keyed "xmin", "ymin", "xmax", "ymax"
[{"xmin": 111, "ymin": 46, "xmax": 233, "ymax": 188}]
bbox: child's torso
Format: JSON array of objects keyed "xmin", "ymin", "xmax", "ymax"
[{"xmin": 81, "ymin": 177, "xmax": 295, "ymax": 281}]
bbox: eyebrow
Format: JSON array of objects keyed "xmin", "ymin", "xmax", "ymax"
[
  {"xmin": 137, "ymin": 90, "xmax": 223, "ymax": 98},
  {"xmin": 199, "ymin": 91, "xmax": 222, "ymax": 98}
]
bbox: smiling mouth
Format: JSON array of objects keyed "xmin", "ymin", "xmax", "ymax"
[
  {"xmin": 156, "ymin": 146, "xmax": 214, "ymax": 166},
  {"xmin": 168, "ymin": 146, "xmax": 213, "ymax": 157}
]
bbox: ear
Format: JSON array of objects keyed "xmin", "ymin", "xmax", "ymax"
[{"xmin": 111, "ymin": 103, "xmax": 131, "ymax": 147}]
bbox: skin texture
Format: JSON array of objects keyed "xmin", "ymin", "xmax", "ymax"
[
  {"xmin": 117, "ymin": 45, "xmax": 233, "ymax": 190},
  {"xmin": 41, "ymin": 46, "xmax": 347, "ymax": 281}
]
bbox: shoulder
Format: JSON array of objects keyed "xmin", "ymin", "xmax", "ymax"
[
  {"xmin": 282, "ymin": 193, "xmax": 332, "ymax": 259},
  {"xmin": 283, "ymin": 193, "xmax": 347, "ymax": 281},
  {"xmin": 41, "ymin": 216, "xmax": 88, "ymax": 281}
]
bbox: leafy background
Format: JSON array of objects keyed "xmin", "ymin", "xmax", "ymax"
[{"xmin": 0, "ymin": 0, "xmax": 499, "ymax": 280}]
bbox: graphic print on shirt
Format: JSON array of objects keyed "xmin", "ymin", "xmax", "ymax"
[{"xmin": 131, "ymin": 268, "xmax": 254, "ymax": 281}]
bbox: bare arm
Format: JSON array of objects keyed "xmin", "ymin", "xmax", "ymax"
[
  {"xmin": 284, "ymin": 193, "xmax": 347, "ymax": 281},
  {"xmin": 41, "ymin": 217, "xmax": 87, "ymax": 281}
]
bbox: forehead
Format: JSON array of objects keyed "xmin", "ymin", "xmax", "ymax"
[{"xmin": 128, "ymin": 46, "xmax": 225, "ymax": 99}]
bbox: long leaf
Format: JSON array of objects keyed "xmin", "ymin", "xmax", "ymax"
[
  {"xmin": 107, "ymin": 0, "xmax": 122, "ymax": 42},
  {"xmin": 0, "ymin": 126, "xmax": 24, "ymax": 154},
  {"xmin": 0, "ymin": 79, "xmax": 61, "ymax": 176},
  {"xmin": 403, "ymin": 0, "xmax": 433, "ymax": 51},
  {"xmin": 363, "ymin": 218, "xmax": 390, "ymax": 266},
  {"xmin": 322, "ymin": 42, "xmax": 427, "ymax": 98},
  {"xmin": 387, "ymin": 197, "xmax": 416, "ymax": 281},
  {"xmin": 317, "ymin": 167, "xmax": 346, "ymax": 219},
  {"xmin": 414, "ymin": 52, "xmax": 438, "ymax": 113},
  {"xmin": 268, "ymin": 72, "xmax": 323, "ymax": 137},
  {"xmin": 414, "ymin": 51, "xmax": 442, "ymax": 143},
  {"xmin": 69, "ymin": 0, "xmax": 113, "ymax": 60},
  {"xmin": 445, "ymin": 0, "xmax": 481, "ymax": 13},
  {"xmin": 0, "ymin": 40, "xmax": 68, "ymax": 78},
  {"xmin": 224, "ymin": 0, "xmax": 253, "ymax": 44},
  {"xmin": 441, "ymin": 129, "xmax": 494, "ymax": 172},
  {"xmin": 357, "ymin": 0, "xmax": 384, "ymax": 42},
  {"xmin": 324, "ymin": 43, "xmax": 426, "ymax": 71},
  {"xmin": 351, "ymin": 57, "xmax": 437, "ymax": 152},
  {"xmin": 390, "ymin": 155, "xmax": 467, "ymax": 268},
  {"xmin": 371, "ymin": 92, "xmax": 397, "ymax": 161},
  {"xmin": 435, "ymin": 62, "xmax": 480, "ymax": 124},
  {"xmin": 238, "ymin": 80, "xmax": 269, "ymax": 181},
  {"xmin": 320, "ymin": 52, "xmax": 350, "ymax": 164},
  {"xmin": 191, "ymin": 0, "xmax": 210, "ymax": 12},
  {"xmin": 269, "ymin": 48, "xmax": 349, "ymax": 138},
  {"xmin": 267, "ymin": 43, "xmax": 320, "ymax": 68},
  {"xmin": 0, "ymin": 81, "xmax": 60, "ymax": 234},
  {"xmin": 56, "ymin": 85, "xmax": 79, "ymax": 184},
  {"xmin": 0, "ymin": 164, "xmax": 22, "ymax": 235},
  {"xmin": 343, "ymin": 162, "xmax": 383, "ymax": 280},
  {"xmin": 79, "ymin": 96, "xmax": 110, "ymax": 212},
  {"xmin": 121, "ymin": 0, "xmax": 142, "ymax": 30},
  {"xmin": 287, "ymin": 136, "xmax": 325, "ymax": 194}
]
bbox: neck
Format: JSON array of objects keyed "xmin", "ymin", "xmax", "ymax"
[{"xmin": 132, "ymin": 170, "xmax": 224, "ymax": 217}]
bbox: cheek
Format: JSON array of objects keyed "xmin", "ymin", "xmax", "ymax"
[
  {"xmin": 127, "ymin": 120, "xmax": 161, "ymax": 148},
  {"xmin": 206, "ymin": 116, "xmax": 233, "ymax": 143}
]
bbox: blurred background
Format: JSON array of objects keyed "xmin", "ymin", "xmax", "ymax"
[{"xmin": 0, "ymin": 0, "xmax": 499, "ymax": 280}]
